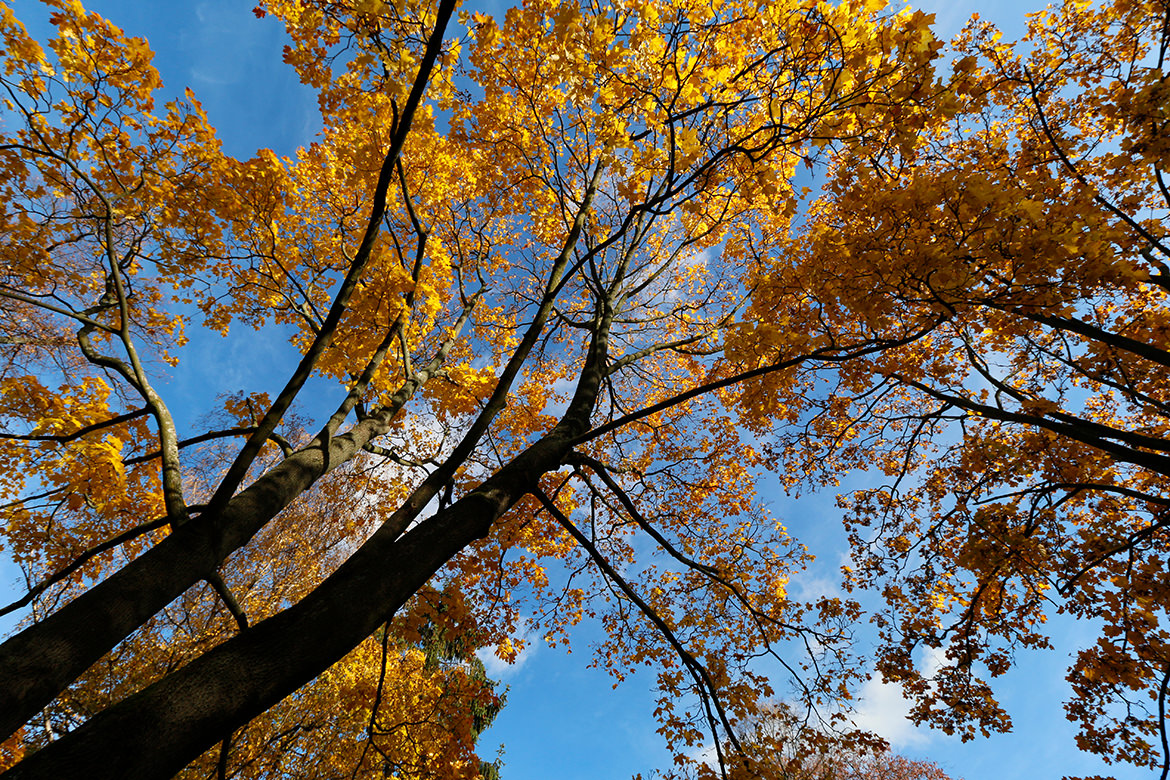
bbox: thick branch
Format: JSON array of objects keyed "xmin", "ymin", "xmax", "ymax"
[
  {"xmin": 997, "ymin": 303, "xmax": 1170, "ymax": 372},
  {"xmin": 206, "ymin": 0, "xmax": 458, "ymax": 512},
  {"xmin": 891, "ymin": 373, "xmax": 1170, "ymax": 479},
  {"xmin": 0, "ymin": 408, "xmax": 148, "ymax": 444},
  {"xmin": 205, "ymin": 572, "xmax": 248, "ymax": 632},
  {"xmin": 575, "ymin": 324, "xmax": 939, "ymax": 447},
  {"xmin": 0, "ymin": 515, "xmax": 170, "ymax": 620},
  {"xmin": 122, "ymin": 426, "xmax": 289, "ymax": 467}
]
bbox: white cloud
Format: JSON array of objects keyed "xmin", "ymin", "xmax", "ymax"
[
  {"xmin": 540, "ymin": 376, "xmax": 577, "ymax": 418},
  {"xmin": 850, "ymin": 674, "xmax": 931, "ymax": 749},
  {"xmin": 849, "ymin": 647, "xmax": 947, "ymax": 750},
  {"xmin": 790, "ymin": 573, "xmax": 844, "ymax": 603},
  {"xmin": 476, "ymin": 622, "xmax": 538, "ymax": 680}
]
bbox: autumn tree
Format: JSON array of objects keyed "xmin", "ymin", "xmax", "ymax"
[
  {"xmin": 699, "ymin": 701, "xmax": 957, "ymax": 780},
  {"xmin": 0, "ymin": 0, "xmax": 950, "ymax": 777},
  {"xmin": 731, "ymin": 0, "xmax": 1170, "ymax": 774}
]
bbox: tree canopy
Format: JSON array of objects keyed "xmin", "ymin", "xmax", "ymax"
[{"xmin": 0, "ymin": 0, "xmax": 1166, "ymax": 777}]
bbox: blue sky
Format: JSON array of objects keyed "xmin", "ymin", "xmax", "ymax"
[{"xmin": 2, "ymin": 1, "xmax": 1152, "ymax": 778}]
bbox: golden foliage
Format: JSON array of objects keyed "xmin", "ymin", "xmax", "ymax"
[
  {"xmin": 0, "ymin": 0, "xmax": 1164, "ymax": 777},
  {"xmin": 731, "ymin": 0, "xmax": 1170, "ymax": 770}
]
